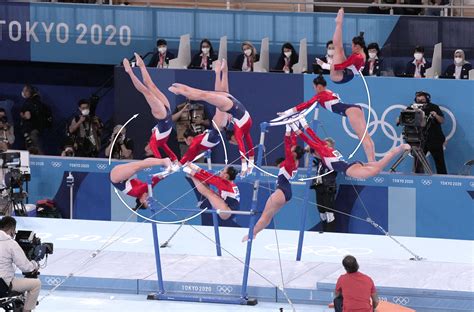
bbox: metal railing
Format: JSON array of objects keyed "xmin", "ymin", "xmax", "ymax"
[{"xmin": 122, "ymin": 0, "xmax": 473, "ymax": 17}]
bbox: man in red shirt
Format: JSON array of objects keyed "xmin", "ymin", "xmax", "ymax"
[{"xmin": 334, "ymin": 255, "xmax": 379, "ymax": 312}]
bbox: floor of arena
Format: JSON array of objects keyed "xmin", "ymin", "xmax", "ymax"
[{"xmin": 17, "ymin": 217, "xmax": 474, "ymax": 312}]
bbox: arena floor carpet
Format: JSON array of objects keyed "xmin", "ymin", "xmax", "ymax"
[{"xmin": 16, "ymin": 217, "xmax": 474, "ymax": 312}]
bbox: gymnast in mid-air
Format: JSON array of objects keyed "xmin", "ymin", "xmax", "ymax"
[
  {"xmin": 123, "ymin": 54, "xmax": 178, "ymax": 168},
  {"xmin": 110, "ymin": 157, "xmax": 171, "ymax": 209},
  {"xmin": 330, "ymin": 8, "xmax": 366, "ymax": 84},
  {"xmin": 169, "ymin": 60, "xmax": 255, "ymax": 177},
  {"xmin": 279, "ymin": 74, "xmax": 375, "ymax": 162}
]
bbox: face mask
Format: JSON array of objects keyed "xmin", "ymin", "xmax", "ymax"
[
  {"xmin": 327, "ymin": 49, "xmax": 335, "ymax": 56},
  {"xmin": 244, "ymin": 49, "xmax": 252, "ymax": 57},
  {"xmin": 158, "ymin": 47, "xmax": 167, "ymax": 54},
  {"xmin": 201, "ymin": 47, "xmax": 210, "ymax": 55},
  {"xmin": 21, "ymin": 91, "xmax": 27, "ymax": 99},
  {"xmin": 414, "ymin": 53, "xmax": 423, "ymax": 61},
  {"xmin": 284, "ymin": 51, "xmax": 292, "ymax": 58},
  {"xmin": 454, "ymin": 57, "xmax": 463, "ymax": 64},
  {"xmin": 81, "ymin": 109, "xmax": 90, "ymax": 116},
  {"xmin": 369, "ymin": 52, "xmax": 377, "ymax": 59}
]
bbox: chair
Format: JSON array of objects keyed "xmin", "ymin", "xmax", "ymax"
[
  {"xmin": 0, "ymin": 278, "xmax": 25, "ymax": 312},
  {"xmin": 168, "ymin": 34, "xmax": 191, "ymax": 69},
  {"xmin": 254, "ymin": 37, "xmax": 269, "ymax": 73},
  {"xmin": 292, "ymin": 38, "xmax": 308, "ymax": 74},
  {"xmin": 425, "ymin": 42, "xmax": 442, "ymax": 78}
]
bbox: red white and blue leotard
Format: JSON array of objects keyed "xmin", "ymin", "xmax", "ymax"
[
  {"xmin": 226, "ymin": 95, "xmax": 255, "ymax": 159},
  {"xmin": 297, "ymin": 128, "xmax": 359, "ymax": 173},
  {"xmin": 193, "ymin": 168, "xmax": 240, "ymax": 211},
  {"xmin": 333, "ymin": 52, "xmax": 365, "ymax": 84},
  {"xmin": 112, "ymin": 174, "xmax": 162, "ymax": 198},
  {"xmin": 295, "ymin": 90, "xmax": 360, "ymax": 117},
  {"xmin": 179, "ymin": 129, "xmax": 221, "ymax": 165},
  {"xmin": 277, "ymin": 133, "xmax": 298, "ymax": 202},
  {"xmin": 149, "ymin": 106, "xmax": 178, "ymax": 161}
]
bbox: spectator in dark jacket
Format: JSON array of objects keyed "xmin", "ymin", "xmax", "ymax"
[
  {"xmin": 405, "ymin": 46, "xmax": 431, "ymax": 78},
  {"xmin": 148, "ymin": 39, "xmax": 175, "ymax": 68},
  {"xmin": 362, "ymin": 42, "xmax": 383, "ymax": 76},
  {"xmin": 275, "ymin": 42, "xmax": 299, "ymax": 73},
  {"xmin": 443, "ymin": 49, "xmax": 472, "ymax": 79},
  {"xmin": 313, "ymin": 40, "xmax": 334, "ymax": 74},
  {"xmin": 188, "ymin": 39, "xmax": 217, "ymax": 70},
  {"xmin": 232, "ymin": 41, "xmax": 259, "ymax": 72},
  {"xmin": 20, "ymin": 85, "xmax": 50, "ymax": 154}
]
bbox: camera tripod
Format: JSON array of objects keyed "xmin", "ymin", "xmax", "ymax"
[
  {"xmin": 390, "ymin": 144, "xmax": 433, "ymax": 174},
  {"xmin": 0, "ymin": 192, "xmax": 27, "ymax": 216}
]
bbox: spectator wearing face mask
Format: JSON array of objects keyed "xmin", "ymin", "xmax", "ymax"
[
  {"xmin": 68, "ymin": 99, "xmax": 103, "ymax": 157},
  {"xmin": 148, "ymin": 39, "xmax": 175, "ymax": 68},
  {"xmin": 232, "ymin": 41, "xmax": 260, "ymax": 72},
  {"xmin": 405, "ymin": 46, "xmax": 431, "ymax": 78},
  {"xmin": 362, "ymin": 42, "xmax": 383, "ymax": 76},
  {"xmin": 275, "ymin": 42, "xmax": 299, "ymax": 73},
  {"xmin": 188, "ymin": 39, "xmax": 217, "ymax": 70},
  {"xmin": 105, "ymin": 125, "xmax": 134, "ymax": 160},
  {"xmin": 443, "ymin": 49, "xmax": 472, "ymax": 80},
  {"xmin": 313, "ymin": 40, "xmax": 335, "ymax": 75}
]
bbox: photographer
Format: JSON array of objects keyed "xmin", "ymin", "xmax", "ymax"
[
  {"xmin": 0, "ymin": 108, "xmax": 15, "ymax": 149},
  {"xmin": 407, "ymin": 91, "xmax": 447, "ymax": 174},
  {"xmin": 20, "ymin": 85, "xmax": 52, "ymax": 155},
  {"xmin": 0, "ymin": 216, "xmax": 41, "ymax": 312},
  {"xmin": 105, "ymin": 125, "xmax": 134, "ymax": 160},
  {"xmin": 310, "ymin": 138, "xmax": 338, "ymax": 232},
  {"xmin": 68, "ymin": 99, "xmax": 102, "ymax": 158}
]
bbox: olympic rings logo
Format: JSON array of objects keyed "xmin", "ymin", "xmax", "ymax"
[
  {"xmin": 373, "ymin": 177, "xmax": 384, "ymax": 183},
  {"xmin": 96, "ymin": 163, "xmax": 108, "ymax": 170},
  {"xmin": 216, "ymin": 285, "xmax": 233, "ymax": 294},
  {"xmin": 265, "ymin": 244, "xmax": 373, "ymax": 256},
  {"xmin": 421, "ymin": 179, "xmax": 432, "ymax": 186},
  {"xmin": 50, "ymin": 161, "xmax": 62, "ymax": 168},
  {"xmin": 392, "ymin": 296, "xmax": 410, "ymax": 305},
  {"xmin": 342, "ymin": 104, "xmax": 456, "ymax": 157},
  {"xmin": 379, "ymin": 296, "xmax": 388, "ymax": 302},
  {"xmin": 44, "ymin": 276, "xmax": 62, "ymax": 286}
]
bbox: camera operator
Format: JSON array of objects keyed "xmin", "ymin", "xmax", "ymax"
[
  {"xmin": 0, "ymin": 216, "xmax": 41, "ymax": 312},
  {"xmin": 310, "ymin": 138, "xmax": 338, "ymax": 232},
  {"xmin": 68, "ymin": 99, "xmax": 102, "ymax": 158},
  {"xmin": 105, "ymin": 125, "xmax": 134, "ymax": 160},
  {"xmin": 0, "ymin": 108, "xmax": 15, "ymax": 149},
  {"xmin": 407, "ymin": 91, "xmax": 447, "ymax": 174}
]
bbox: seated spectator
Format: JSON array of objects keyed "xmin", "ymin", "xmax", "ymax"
[
  {"xmin": 367, "ymin": 0, "xmax": 403, "ymax": 15},
  {"xmin": 232, "ymin": 41, "xmax": 259, "ymax": 72},
  {"xmin": 403, "ymin": 0, "xmax": 423, "ymax": 15},
  {"xmin": 20, "ymin": 85, "xmax": 52, "ymax": 154},
  {"xmin": 68, "ymin": 99, "xmax": 102, "ymax": 157},
  {"xmin": 275, "ymin": 42, "xmax": 299, "ymax": 73},
  {"xmin": 334, "ymin": 255, "xmax": 379, "ymax": 312},
  {"xmin": 425, "ymin": 0, "xmax": 445, "ymax": 16},
  {"xmin": 313, "ymin": 40, "xmax": 334, "ymax": 75},
  {"xmin": 362, "ymin": 42, "xmax": 383, "ymax": 76},
  {"xmin": 148, "ymin": 39, "xmax": 175, "ymax": 68},
  {"xmin": 172, "ymin": 100, "xmax": 210, "ymax": 157},
  {"xmin": 405, "ymin": 46, "xmax": 431, "ymax": 78},
  {"xmin": 188, "ymin": 39, "xmax": 217, "ymax": 70},
  {"xmin": 105, "ymin": 125, "xmax": 134, "ymax": 160},
  {"xmin": 443, "ymin": 49, "xmax": 472, "ymax": 79},
  {"xmin": 0, "ymin": 108, "xmax": 15, "ymax": 148}
]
